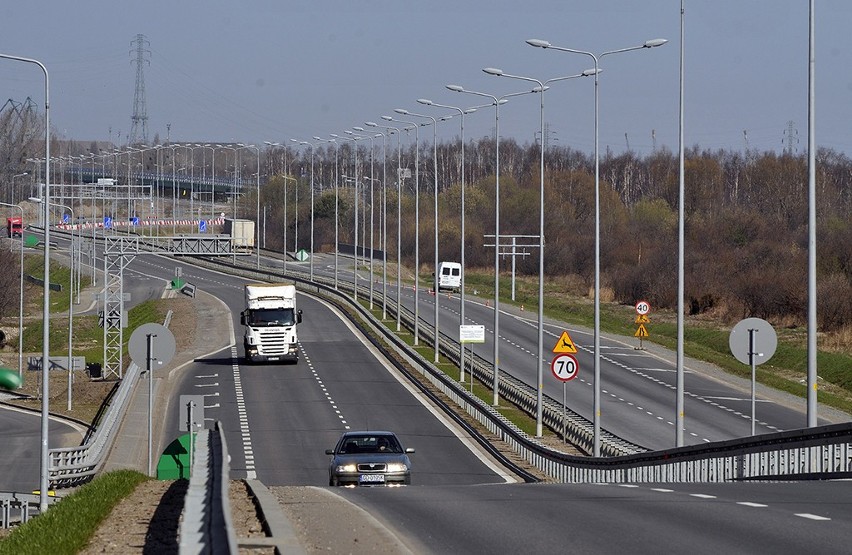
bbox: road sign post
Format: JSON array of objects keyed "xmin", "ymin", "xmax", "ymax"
[
  {"xmin": 729, "ymin": 318, "xmax": 777, "ymax": 435},
  {"xmin": 634, "ymin": 301, "xmax": 651, "ymax": 350},
  {"xmin": 551, "ymin": 353, "xmax": 579, "ymax": 444},
  {"xmin": 129, "ymin": 323, "xmax": 176, "ymax": 477}
]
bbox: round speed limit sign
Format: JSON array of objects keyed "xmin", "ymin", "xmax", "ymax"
[
  {"xmin": 551, "ymin": 354, "xmax": 579, "ymax": 382},
  {"xmin": 635, "ymin": 300, "xmax": 651, "ymax": 315}
]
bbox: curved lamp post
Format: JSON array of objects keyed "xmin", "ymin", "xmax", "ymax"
[
  {"xmin": 382, "ymin": 115, "xmax": 421, "ymax": 344},
  {"xmin": 1, "ymin": 51, "xmax": 51, "ymax": 512},
  {"xmin": 484, "ymin": 66, "xmax": 597, "ymax": 437},
  {"xmin": 370, "ymin": 121, "xmax": 407, "ymax": 331},
  {"xmin": 362, "ymin": 125, "xmax": 390, "ymax": 317},
  {"xmin": 330, "ymin": 133, "xmax": 361, "ymax": 300},
  {"xmin": 446, "ymin": 85, "xmax": 537, "ymax": 405},
  {"xmin": 395, "ymin": 108, "xmax": 448, "ymax": 364},
  {"xmin": 349, "ymin": 128, "xmax": 376, "ymax": 309},
  {"xmin": 526, "ymin": 36, "xmax": 667, "ymax": 453}
]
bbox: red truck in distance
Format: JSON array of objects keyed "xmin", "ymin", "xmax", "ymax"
[{"xmin": 6, "ymin": 217, "xmax": 22, "ymax": 238}]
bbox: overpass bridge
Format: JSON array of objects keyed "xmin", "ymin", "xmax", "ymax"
[{"xmin": 62, "ymin": 166, "xmax": 250, "ymax": 203}]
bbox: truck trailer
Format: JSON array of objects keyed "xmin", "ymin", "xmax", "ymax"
[
  {"xmin": 223, "ymin": 218, "xmax": 255, "ymax": 250},
  {"xmin": 241, "ymin": 283, "xmax": 302, "ymax": 363}
]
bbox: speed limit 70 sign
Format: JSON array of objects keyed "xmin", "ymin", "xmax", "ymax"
[{"xmin": 551, "ymin": 354, "xmax": 579, "ymax": 382}]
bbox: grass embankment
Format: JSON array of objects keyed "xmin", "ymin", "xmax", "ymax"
[{"xmin": 0, "ymin": 471, "xmax": 148, "ymax": 555}]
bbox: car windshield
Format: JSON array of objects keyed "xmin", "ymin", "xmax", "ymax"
[
  {"xmin": 338, "ymin": 435, "xmax": 402, "ymax": 454},
  {"xmin": 247, "ymin": 308, "xmax": 295, "ymax": 326}
]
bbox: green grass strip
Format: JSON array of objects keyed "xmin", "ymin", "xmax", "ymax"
[{"xmin": 0, "ymin": 470, "xmax": 148, "ymax": 555}]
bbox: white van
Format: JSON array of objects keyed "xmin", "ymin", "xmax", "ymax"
[{"xmin": 437, "ymin": 262, "xmax": 462, "ymax": 292}]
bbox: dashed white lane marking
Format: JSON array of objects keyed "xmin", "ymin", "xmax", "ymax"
[
  {"xmin": 301, "ymin": 343, "xmax": 349, "ymax": 430},
  {"xmin": 690, "ymin": 493, "xmax": 717, "ymax": 499},
  {"xmin": 795, "ymin": 513, "xmax": 831, "ymax": 521},
  {"xmin": 231, "ymin": 345, "xmax": 256, "ymax": 480},
  {"xmin": 737, "ymin": 502, "xmax": 768, "ymax": 508}
]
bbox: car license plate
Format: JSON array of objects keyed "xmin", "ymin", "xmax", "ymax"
[{"xmin": 359, "ymin": 474, "xmax": 385, "ymax": 484}]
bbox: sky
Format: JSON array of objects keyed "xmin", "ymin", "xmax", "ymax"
[{"xmin": 2, "ymin": 1, "xmax": 851, "ymax": 158}]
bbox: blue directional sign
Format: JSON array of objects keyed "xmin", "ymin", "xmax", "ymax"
[
  {"xmin": 199, "ymin": 220, "xmax": 207, "ymax": 233},
  {"xmin": 62, "ymin": 213, "xmax": 70, "ymax": 224},
  {"xmin": 104, "ymin": 216, "xmax": 112, "ymax": 229},
  {"xmin": 131, "ymin": 217, "xmax": 140, "ymax": 226}
]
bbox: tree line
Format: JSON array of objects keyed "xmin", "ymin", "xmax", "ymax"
[{"xmin": 264, "ymin": 138, "xmax": 852, "ymax": 333}]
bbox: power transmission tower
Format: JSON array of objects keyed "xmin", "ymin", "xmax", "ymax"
[
  {"xmin": 782, "ymin": 120, "xmax": 798, "ymax": 156},
  {"xmin": 129, "ymin": 34, "xmax": 151, "ymax": 146}
]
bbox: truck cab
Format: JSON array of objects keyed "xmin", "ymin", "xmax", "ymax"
[
  {"xmin": 6, "ymin": 217, "xmax": 23, "ymax": 238},
  {"xmin": 241, "ymin": 283, "xmax": 302, "ymax": 363}
]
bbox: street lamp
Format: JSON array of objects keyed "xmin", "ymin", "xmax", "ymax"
[
  {"xmin": 484, "ymin": 65, "xmax": 597, "ymax": 437},
  {"xmin": 418, "ymin": 98, "xmax": 490, "ymax": 381},
  {"xmin": 395, "ymin": 109, "xmax": 450, "ymax": 363},
  {"xmin": 383, "ymin": 115, "xmax": 421, "ymax": 344},
  {"xmin": 526, "ymin": 36, "xmax": 667, "ymax": 453},
  {"xmin": 370, "ymin": 121, "xmax": 408, "ymax": 331},
  {"xmin": 1, "ymin": 51, "xmax": 51, "ymax": 512},
  {"xmin": 365, "ymin": 122, "xmax": 390, "ymax": 319},
  {"xmin": 350, "ymin": 128, "xmax": 377, "ymax": 309},
  {"xmin": 330, "ymin": 133, "xmax": 361, "ymax": 300},
  {"xmin": 237, "ymin": 144, "xmax": 261, "ymax": 269},
  {"xmin": 447, "ymin": 84, "xmax": 538, "ymax": 405}
]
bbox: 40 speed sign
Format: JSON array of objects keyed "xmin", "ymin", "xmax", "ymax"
[{"xmin": 551, "ymin": 353, "xmax": 579, "ymax": 382}]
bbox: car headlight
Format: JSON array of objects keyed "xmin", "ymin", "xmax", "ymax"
[
  {"xmin": 386, "ymin": 463, "xmax": 408, "ymax": 473},
  {"xmin": 335, "ymin": 464, "xmax": 357, "ymax": 473}
]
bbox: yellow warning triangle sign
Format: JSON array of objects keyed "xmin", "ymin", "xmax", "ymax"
[
  {"xmin": 552, "ymin": 331, "xmax": 578, "ymax": 354},
  {"xmin": 634, "ymin": 324, "xmax": 649, "ymax": 338},
  {"xmin": 634, "ymin": 314, "xmax": 650, "ymax": 324}
]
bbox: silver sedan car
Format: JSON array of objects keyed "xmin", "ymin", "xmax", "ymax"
[{"xmin": 326, "ymin": 431, "xmax": 414, "ymax": 487}]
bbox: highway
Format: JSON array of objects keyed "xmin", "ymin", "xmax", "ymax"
[
  {"xmin": 340, "ymin": 480, "xmax": 852, "ymax": 553},
  {"xmin": 2, "ymin": 234, "xmax": 850, "ymax": 551},
  {"xmin": 302, "ymin": 252, "xmax": 847, "ymax": 451}
]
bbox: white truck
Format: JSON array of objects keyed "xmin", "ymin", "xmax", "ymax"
[
  {"xmin": 224, "ymin": 218, "xmax": 255, "ymax": 251},
  {"xmin": 241, "ymin": 283, "xmax": 302, "ymax": 363}
]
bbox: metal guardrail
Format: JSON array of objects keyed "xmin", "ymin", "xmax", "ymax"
[
  {"xmin": 47, "ymin": 311, "xmax": 174, "ymax": 488},
  {"xmin": 179, "ymin": 422, "xmax": 237, "ymax": 554},
  {"xmin": 0, "ymin": 491, "xmax": 58, "ymax": 528}
]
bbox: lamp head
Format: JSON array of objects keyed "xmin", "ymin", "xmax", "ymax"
[
  {"xmin": 352, "ymin": 126, "xmax": 364, "ymax": 132},
  {"xmin": 313, "ymin": 136, "xmax": 322, "ymax": 141},
  {"xmin": 644, "ymin": 38, "xmax": 668, "ymax": 48},
  {"xmin": 526, "ymin": 39, "xmax": 551, "ymax": 49},
  {"xmin": 394, "ymin": 108, "xmax": 409, "ymax": 115},
  {"xmin": 344, "ymin": 130, "xmax": 354, "ymax": 135},
  {"xmin": 365, "ymin": 121, "xmax": 378, "ymax": 127},
  {"xmin": 483, "ymin": 67, "xmax": 503, "ymax": 76},
  {"xmin": 330, "ymin": 134, "xmax": 339, "ymax": 138},
  {"xmin": 290, "ymin": 138, "xmax": 299, "ymax": 143},
  {"xmin": 446, "ymin": 84, "xmax": 464, "ymax": 92},
  {"xmin": 381, "ymin": 115, "xmax": 393, "ymax": 121},
  {"xmin": 417, "ymin": 98, "xmax": 433, "ymax": 106},
  {"xmin": 582, "ymin": 68, "xmax": 601, "ymax": 77}
]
